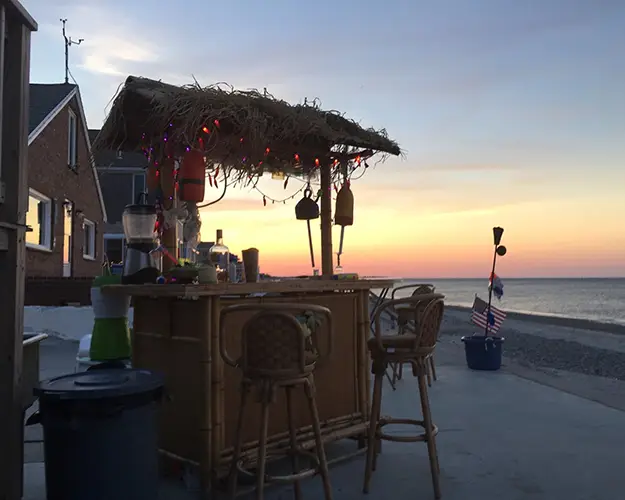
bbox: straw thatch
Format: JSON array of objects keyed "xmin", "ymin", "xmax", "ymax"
[{"xmin": 94, "ymin": 76, "xmax": 400, "ymax": 174}]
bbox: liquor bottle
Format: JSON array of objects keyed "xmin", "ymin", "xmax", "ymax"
[{"xmin": 209, "ymin": 229, "xmax": 230, "ymax": 282}]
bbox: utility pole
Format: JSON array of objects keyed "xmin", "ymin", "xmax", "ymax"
[{"xmin": 60, "ymin": 18, "xmax": 83, "ymax": 84}]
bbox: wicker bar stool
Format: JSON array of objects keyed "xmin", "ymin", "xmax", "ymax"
[
  {"xmin": 220, "ymin": 303, "xmax": 334, "ymax": 500},
  {"xmin": 363, "ymin": 293, "xmax": 445, "ymax": 499},
  {"xmin": 391, "ymin": 284, "xmax": 438, "ymax": 386}
]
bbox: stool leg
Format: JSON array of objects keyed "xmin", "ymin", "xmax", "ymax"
[
  {"xmin": 304, "ymin": 378, "xmax": 333, "ymax": 500},
  {"xmin": 398, "ymin": 361, "xmax": 404, "ymax": 381},
  {"xmin": 363, "ymin": 369, "xmax": 383, "ymax": 494},
  {"xmin": 417, "ymin": 371, "xmax": 441, "ymax": 499},
  {"xmin": 430, "ymin": 356, "xmax": 437, "ymax": 382},
  {"xmin": 228, "ymin": 382, "xmax": 251, "ymax": 500},
  {"xmin": 255, "ymin": 394, "xmax": 271, "ymax": 500},
  {"xmin": 426, "ymin": 360, "xmax": 433, "ymax": 387},
  {"xmin": 285, "ymin": 386, "xmax": 303, "ymax": 500}
]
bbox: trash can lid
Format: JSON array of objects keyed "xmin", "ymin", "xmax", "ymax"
[{"xmin": 35, "ymin": 369, "xmax": 164, "ymax": 401}]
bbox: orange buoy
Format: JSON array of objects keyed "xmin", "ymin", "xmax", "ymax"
[{"xmin": 179, "ymin": 150, "xmax": 206, "ymax": 202}]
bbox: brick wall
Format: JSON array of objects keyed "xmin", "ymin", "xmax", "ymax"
[
  {"xmin": 24, "ymin": 277, "xmax": 93, "ymax": 306},
  {"xmin": 26, "ymin": 95, "xmax": 104, "ymax": 278}
]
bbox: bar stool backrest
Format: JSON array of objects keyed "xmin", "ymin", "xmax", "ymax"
[
  {"xmin": 242, "ymin": 311, "xmax": 308, "ymax": 377},
  {"xmin": 219, "ymin": 303, "xmax": 333, "ymax": 379},
  {"xmin": 414, "ymin": 296, "xmax": 445, "ymax": 352}
]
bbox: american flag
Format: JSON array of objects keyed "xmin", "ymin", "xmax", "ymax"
[{"xmin": 471, "ymin": 295, "xmax": 506, "ymax": 334}]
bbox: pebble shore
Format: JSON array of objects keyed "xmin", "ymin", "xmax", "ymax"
[{"xmin": 371, "ymin": 296, "xmax": 625, "ymax": 382}]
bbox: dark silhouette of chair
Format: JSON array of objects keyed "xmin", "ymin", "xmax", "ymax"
[{"xmin": 220, "ymin": 303, "xmax": 334, "ymax": 500}]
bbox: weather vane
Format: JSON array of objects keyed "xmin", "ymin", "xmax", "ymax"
[{"xmin": 60, "ymin": 19, "xmax": 83, "ymax": 84}]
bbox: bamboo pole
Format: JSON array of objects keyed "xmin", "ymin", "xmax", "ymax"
[{"xmin": 319, "ymin": 161, "xmax": 333, "ymax": 277}]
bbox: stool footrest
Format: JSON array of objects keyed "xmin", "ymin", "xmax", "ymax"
[
  {"xmin": 378, "ymin": 416, "xmax": 438, "ymax": 443},
  {"xmin": 236, "ymin": 448, "xmax": 320, "ymax": 483}
]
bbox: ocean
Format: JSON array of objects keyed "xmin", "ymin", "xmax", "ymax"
[{"xmin": 380, "ymin": 278, "xmax": 625, "ymax": 326}]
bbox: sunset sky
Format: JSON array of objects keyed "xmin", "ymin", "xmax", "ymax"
[{"xmin": 23, "ymin": 0, "xmax": 625, "ymax": 278}]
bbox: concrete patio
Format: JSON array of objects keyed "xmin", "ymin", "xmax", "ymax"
[{"xmin": 22, "ymin": 336, "xmax": 624, "ymax": 500}]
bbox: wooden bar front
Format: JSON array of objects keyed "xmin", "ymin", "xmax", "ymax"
[{"xmin": 103, "ymin": 280, "xmax": 393, "ymax": 491}]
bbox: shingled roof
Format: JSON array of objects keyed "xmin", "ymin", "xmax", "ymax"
[{"xmin": 28, "ymin": 83, "xmax": 76, "ymax": 134}]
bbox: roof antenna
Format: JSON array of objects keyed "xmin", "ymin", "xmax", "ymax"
[{"xmin": 60, "ymin": 19, "xmax": 83, "ymax": 84}]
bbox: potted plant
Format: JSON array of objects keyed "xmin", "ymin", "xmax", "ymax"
[{"xmin": 461, "ymin": 227, "xmax": 507, "ymax": 371}]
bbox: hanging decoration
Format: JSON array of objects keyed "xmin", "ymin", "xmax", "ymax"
[
  {"xmin": 295, "ymin": 187, "xmax": 320, "ymax": 268},
  {"xmin": 179, "ymin": 149, "xmax": 206, "ymax": 202},
  {"xmin": 334, "ymin": 179, "xmax": 354, "ymax": 270}
]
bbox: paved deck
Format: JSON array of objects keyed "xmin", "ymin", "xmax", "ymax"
[{"xmin": 23, "ymin": 337, "xmax": 625, "ymax": 499}]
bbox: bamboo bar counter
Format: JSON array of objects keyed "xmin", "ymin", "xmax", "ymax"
[{"xmin": 103, "ymin": 279, "xmax": 394, "ymax": 492}]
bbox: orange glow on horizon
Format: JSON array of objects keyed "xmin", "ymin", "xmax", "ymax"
[{"xmin": 198, "ymin": 173, "xmax": 625, "ymax": 279}]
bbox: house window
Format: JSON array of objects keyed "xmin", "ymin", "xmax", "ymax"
[
  {"xmin": 133, "ymin": 172, "xmax": 146, "ymax": 203},
  {"xmin": 25, "ymin": 189, "xmax": 52, "ymax": 250},
  {"xmin": 83, "ymin": 219, "xmax": 96, "ymax": 259},
  {"xmin": 104, "ymin": 236, "xmax": 124, "ymax": 264},
  {"xmin": 68, "ymin": 109, "xmax": 78, "ymax": 168}
]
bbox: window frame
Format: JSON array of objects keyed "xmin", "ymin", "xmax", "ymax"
[
  {"xmin": 68, "ymin": 108, "xmax": 78, "ymax": 168},
  {"xmin": 26, "ymin": 189, "xmax": 53, "ymax": 251},
  {"xmin": 82, "ymin": 218, "xmax": 96, "ymax": 260}
]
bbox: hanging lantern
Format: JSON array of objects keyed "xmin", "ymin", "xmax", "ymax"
[
  {"xmin": 146, "ymin": 165, "xmax": 159, "ymax": 191},
  {"xmin": 295, "ymin": 188, "xmax": 320, "ymax": 269},
  {"xmin": 179, "ymin": 150, "xmax": 206, "ymax": 202},
  {"xmin": 334, "ymin": 182, "xmax": 354, "ymax": 269},
  {"xmin": 159, "ymin": 158, "xmax": 176, "ymax": 210}
]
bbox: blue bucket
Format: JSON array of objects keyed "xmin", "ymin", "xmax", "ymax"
[{"xmin": 461, "ymin": 336, "xmax": 504, "ymax": 371}]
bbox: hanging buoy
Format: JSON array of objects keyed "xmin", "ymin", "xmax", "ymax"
[
  {"xmin": 179, "ymin": 150, "xmax": 206, "ymax": 202},
  {"xmin": 295, "ymin": 188, "xmax": 320, "ymax": 269},
  {"xmin": 334, "ymin": 182, "xmax": 354, "ymax": 269}
]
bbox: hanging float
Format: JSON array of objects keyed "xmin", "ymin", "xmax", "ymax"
[
  {"xmin": 295, "ymin": 187, "xmax": 320, "ymax": 269},
  {"xmin": 179, "ymin": 149, "xmax": 206, "ymax": 202},
  {"xmin": 334, "ymin": 180, "xmax": 354, "ymax": 270}
]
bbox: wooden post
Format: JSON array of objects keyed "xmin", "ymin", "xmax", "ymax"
[
  {"xmin": 319, "ymin": 161, "xmax": 333, "ymax": 277},
  {"xmin": 0, "ymin": 4, "xmax": 36, "ymax": 499}
]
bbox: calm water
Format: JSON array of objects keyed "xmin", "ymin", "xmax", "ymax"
[{"xmin": 375, "ymin": 278, "xmax": 625, "ymax": 326}]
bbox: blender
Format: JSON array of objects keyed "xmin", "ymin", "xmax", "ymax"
[{"xmin": 122, "ymin": 194, "xmax": 160, "ymax": 284}]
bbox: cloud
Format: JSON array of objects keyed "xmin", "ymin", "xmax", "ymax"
[{"xmin": 38, "ymin": 4, "xmax": 158, "ymax": 78}]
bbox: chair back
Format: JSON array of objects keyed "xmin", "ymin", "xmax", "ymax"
[
  {"xmin": 220, "ymin": 303, "xmax": 333, "ymax": 379},
  {"xmin": 414, "ymin": 296, "xmax": 445, "ymax": 352}
]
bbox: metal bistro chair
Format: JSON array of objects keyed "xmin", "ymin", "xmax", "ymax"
[
  {"xmin": 364, "ymin": 293, "xmax": 445, "ymax": 499},
  {"xmin": 390, "ymin": 284, "xmax": 438, "ymax": 386},
  {"xmin": 220, "ymin": 303, "xmax": 334, "ymax": 500}
]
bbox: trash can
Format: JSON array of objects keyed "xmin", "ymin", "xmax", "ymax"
[{"xmin": 34, "ymin": 368, "xmax": 164, "ymax": 500}]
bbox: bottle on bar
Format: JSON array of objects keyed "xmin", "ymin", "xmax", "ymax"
[{"xmin": 209, "ymin": 229, "xmax": 230, "ymax": 282}]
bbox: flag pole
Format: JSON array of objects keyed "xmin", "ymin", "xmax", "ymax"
[{"xmin": 485, "ymin": 227, "xmax": 504, "ymax": 337}]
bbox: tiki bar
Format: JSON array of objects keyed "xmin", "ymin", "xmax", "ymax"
[{"xmin": 93, "ymin": 75, "xmax": 405, "ymax": 497}]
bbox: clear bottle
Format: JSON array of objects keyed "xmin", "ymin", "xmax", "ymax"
[{"xmin": 209, "ymin": 229, "xmax": 230, "ymax": 282}]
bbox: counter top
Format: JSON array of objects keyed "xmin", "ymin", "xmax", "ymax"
[{"xmin": 102, "ymin": 279, "xmax": 396, "ymax": 298}]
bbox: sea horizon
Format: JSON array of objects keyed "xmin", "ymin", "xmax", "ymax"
[{"xmin": 371, "ymin": 277, "xmax": 625, "ymax": 326}]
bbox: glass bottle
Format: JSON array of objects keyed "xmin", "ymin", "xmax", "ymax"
[{"xmin": 209, "ymin": 229, "xmax": 230, "ymax": 282}]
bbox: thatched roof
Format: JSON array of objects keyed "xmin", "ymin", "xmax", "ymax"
[{"xmin": 94, "ymin": 76, "xmax": 400, "ymax": 173}]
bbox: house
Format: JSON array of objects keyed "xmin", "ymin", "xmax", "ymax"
[
  {"xmin": 26, "ymin": 83, "xmax": 107, "ymax": 277},
  {"xmin": 90, "ymin": 130, "xmax": 199, "ymax": 264},
  {"xmin": 88, "ymin": 129, "xmax": 151, "ymax": 263}
]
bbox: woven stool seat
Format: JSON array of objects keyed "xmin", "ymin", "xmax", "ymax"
[
  {"xmin": 364, "ymin": 293, "xmax": 445, "ymax": 499},
  {"xmin": 220, "ymin": 303, "xmax": 334, "ymax": 500}
]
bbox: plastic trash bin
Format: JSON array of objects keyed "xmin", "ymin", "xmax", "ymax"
[{"xmin": 34, "ymin": 368, "xmax": 164, "ymax": 500}]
